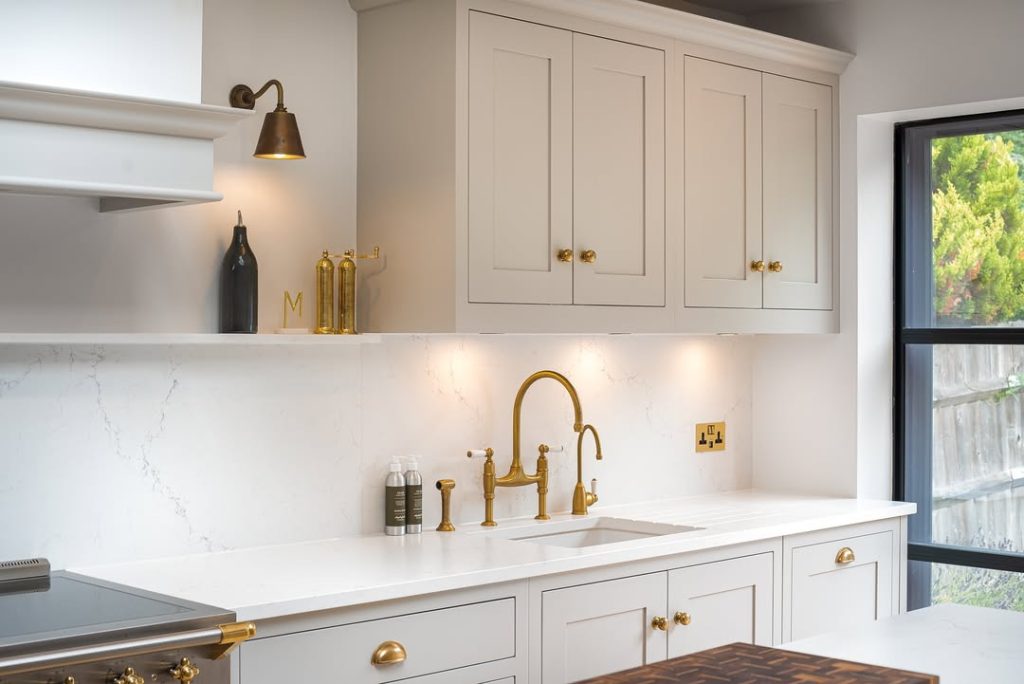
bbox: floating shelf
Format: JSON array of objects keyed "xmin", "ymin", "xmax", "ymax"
[
  {"xmin": 0, "ymin": 80, "xmax": 252, "ymax": 212},
  {"xmin": 0, "ymin": 333, "xmax": 383, "ymax": 347}
]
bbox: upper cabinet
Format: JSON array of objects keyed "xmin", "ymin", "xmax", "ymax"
[
  {"xmin": 683, "ymin": 58, "xmax": 834, "ymax": 314},
  {"xmin": 354, "ymin": 0, "xmax": 847, "ymax": 333}
]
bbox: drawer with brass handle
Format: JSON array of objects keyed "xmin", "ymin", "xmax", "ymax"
[{"xmin": 240, "ymin": 597, "xmax": 514, "ymax": 683}]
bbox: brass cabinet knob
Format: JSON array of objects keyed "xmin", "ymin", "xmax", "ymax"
[
  {"xmin": 371, "ymin": 640, "xmax": 407, "ymax": 666},
  {"xmin": 556, "ymin": 248, "xmax": 574, "ymax": 263},
  {"xmin": 651, "ymin": 616, "xmax": 668, "ymax": 632},
  {"xmin": 580, "ymin": 249, "xmax": 597, "ymax": 264},
  {"xmin": 835, "ymin": 546, "xmax": 856, "ymax": 565},
  {"xmin": 63, "ymin": 678, "xmax": 76, "ymax": 684},
  {"xmin": 674, "ymin": 611, "xmax": 692, "ymax": 626},
  {"xmin": 113, "ymin": 667, "xmax": 145, "ymax": 684},
  {"xmin": 170, "ymin": 657, "xmax": 201, "ymax": 684},
  {"xmin": 768, "ymin": 260, "xmax": 783, "ymax": 273},
  {"xmin": 750, "ymin": 260, "xmax": 765, "ymax": 273}
]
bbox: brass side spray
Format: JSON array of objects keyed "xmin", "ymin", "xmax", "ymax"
[{"xmin": 314, "ymin": 250, "xmax": 336, "ymax": 334}]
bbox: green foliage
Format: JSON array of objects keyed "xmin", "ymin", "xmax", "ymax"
[
  {"xmin": 931, "ymin": 134, "xmax": 1024, "ymax": 324},
  {"xmin": 932, "ymin": 563, "xmax": 1024, "ymax": 612}
]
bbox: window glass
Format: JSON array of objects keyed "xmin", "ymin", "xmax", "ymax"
[{"xmin": 911, "ymin": 561, "xmax": 1024, "ymax": 612}]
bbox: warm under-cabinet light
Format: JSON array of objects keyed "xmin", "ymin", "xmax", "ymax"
[{"xmin": 228, "ymin": 79, "xmax": 305, "ymax": 159}]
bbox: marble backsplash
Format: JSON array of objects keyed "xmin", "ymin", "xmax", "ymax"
[{"xmin": 0, "ymin": 335, "xmax": 752, "ymax": 568}]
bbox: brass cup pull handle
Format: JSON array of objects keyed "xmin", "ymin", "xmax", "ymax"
[
  {"xmin": 836, "ymin": 546, "xmax": 856, "ymax": 565},
  {"xmin": 768, "ymin": 260, "xmax": 783, "ymax": 273},
  {"xmin": 170, "ymin": 657, "xmax": 201, "ymax": 684},
  {"xmin": 113, "ymin": 668, "xmax": 145, "ymax": 684},
  {"xmin": 371, "ymin": 640, "xmax": 407, "ymax": 666},
  {"xmin": 557, "ymin": 248, "xmax": 574, "ymax": 263},
  {"xmin": 674, "ymin": 611, "xmax": 692, "ymax": 626},
  {"xmin": 580, "ymin": 249, "xmax": 597, "ymax": 264},
  {"xmin": 750, "ymin": 260, "xmax": 766, "ymax": 273},
  {"xmin": 651, "ymin": 616, "xmax": 668, "ymax": 632}
]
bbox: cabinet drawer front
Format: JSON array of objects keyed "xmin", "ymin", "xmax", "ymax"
[
  {"xmin": 789, "ymin": 531, "xmax": 893, "ymax": 642},
  {"xmin": 241, "ymin": 598, "xmax": 515, "ymax": 684},
  {"xmin": 668, "ymin": 552, "xmax": 774, "ymax": 657}
]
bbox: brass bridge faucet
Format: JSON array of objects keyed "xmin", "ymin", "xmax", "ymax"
[{"xmin": 469, "ymin": 370, "xmax": 585, "ymax": 527}]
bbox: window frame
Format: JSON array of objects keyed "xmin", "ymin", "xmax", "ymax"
[{"xmin": 894, "ymin": 108, "xmax": 1024, "ymax": 610}]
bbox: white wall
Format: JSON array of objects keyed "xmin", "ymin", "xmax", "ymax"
[
  {"xmin": 0, "ymin": 1, "xmax": 203, "ymax": 102},
  {"xmin": 0, "ymin": 0, "xmax": 356, "ymax": 334},
  {"xmin": 749, "ymin": 0, "xmax": 1024, "ymax": 498}
]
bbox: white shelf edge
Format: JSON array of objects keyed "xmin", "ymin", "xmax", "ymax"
[{"xmin": 0, "ymin": 333, "xmax": 383, "ymax": 347}]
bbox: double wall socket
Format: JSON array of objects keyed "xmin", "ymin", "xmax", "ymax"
[{"xmin": 695, "ymin": 422, "xmax": 725, "ymax": 452}]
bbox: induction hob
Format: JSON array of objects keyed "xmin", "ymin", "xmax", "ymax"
[{"xmin": 0, "ymin": 571, "xmax": 233, "ymax": 657}]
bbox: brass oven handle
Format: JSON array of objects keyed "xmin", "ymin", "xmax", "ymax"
[
  {"xmin": 651, "ymin": 616, "xmax": 668, "ymax": 632},
  {"xmin": 557, "ymin": 248, "xmax": 574, "ymax": 263},
  {"xmin": 674, "ymin": 611, "xmax": 692, "ymax": 626},
  {"xmin": 580, "ymin": 249, "xmax": 597, "ymax": 264},
  {"xmin": 371, "ymin": 640, "xmax": 407, "ymax": 666},
  {"xmin": 170, "ymin": 657, "xmax": 201, "ymax": 684},
  {"xmin": 750, "ymin": 260, "xmax": 765, "ymax": 272},
  {"xmin": 836, "ymin": 546, "xmax": 856, "ymax": 565}
]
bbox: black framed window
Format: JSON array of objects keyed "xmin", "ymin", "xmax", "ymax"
[{"xmin": 896, "ymin": 110, "xmax": 1024, "ymax": 612}]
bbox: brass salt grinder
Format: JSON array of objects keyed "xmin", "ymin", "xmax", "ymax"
[{"xmin": 314, "ymin": 247, "xmax": 381, "ymax": 334}]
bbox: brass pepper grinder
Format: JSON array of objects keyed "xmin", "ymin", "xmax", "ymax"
[
  {"xmin": 436, "ymin": 479, "xmax": 456, "ymax": 532},
  {"xmin": 338, "ymin": 246, "xmax": 381, "ymax": 335},
  {"xmin": 314, "ymin": 250, "xmax": 336, "ymax": 334}
]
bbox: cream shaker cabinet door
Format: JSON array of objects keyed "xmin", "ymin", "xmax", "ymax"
[
  {"xmin": 683, "ymin": 56, "xmax": 763, "ymax": 309},
  {"xmin": 573, "ymin": 34, "xmax": 665, "ymax": 306},
  {"xmin": 667, "ymin": 553, "xmax": 774, "ymax": 657},
  {"xmin": 787, "ymin": 530, "xmax": 894, "ymax": 642},
  {"xmin": 762, "ymin": 74, "xmax": 833, "ymax": 311},
  {"xmin": 541, "ymin": 573, "xmax": 667, "ymax": 683},
  {"xmin": 468, "ymin": 11, "xmax": 573, "ymax": 304}
]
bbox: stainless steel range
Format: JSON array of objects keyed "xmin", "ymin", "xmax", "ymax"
[{"xmin": 0, "ymin": 559, "xmax": 254, "ymax": 684}]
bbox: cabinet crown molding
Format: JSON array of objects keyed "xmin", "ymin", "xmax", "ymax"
[{"xmin": 348, "ymin": 0, "xmax": 854, "ymax": 74}]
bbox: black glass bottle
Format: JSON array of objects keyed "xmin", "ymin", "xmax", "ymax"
[{"xmin": 219, "ymin": 211, "xmax": 258, "ymax": 333}]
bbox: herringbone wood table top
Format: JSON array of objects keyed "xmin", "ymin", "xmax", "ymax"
[{"xmin": 576, "ymin": 642, "xmax": 940, "ymax": 683}]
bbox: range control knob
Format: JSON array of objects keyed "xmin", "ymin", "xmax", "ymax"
[
  {"xmin": 171, "ymin": 657, "xmax": 201, "ymax": 684},
  {"xmin": 113, "ymin": 667, "xmax": 144, "ymax": 684}
]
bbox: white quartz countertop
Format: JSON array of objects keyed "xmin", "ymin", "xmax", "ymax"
[
  {"xmin": 75, "ymin": 490, "xmax": 914, "ymax": 622},
  {"xmin": 784, "ymin": 603, "xmax": 1024, "ymax": 683}
]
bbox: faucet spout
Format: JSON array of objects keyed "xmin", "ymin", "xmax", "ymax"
[
  {"xmin": 511, "ymin": 370, "xmax": 584, "ymax": 474},
  {"xmin": 573, "ymin": 424, "xmax": 602, "ymax": 516}
]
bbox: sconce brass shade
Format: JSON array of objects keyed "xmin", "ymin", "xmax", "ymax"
[
  {"xmin": 254, "ymin": 108, "xmax": 305, "ymax": 159},
  {"xmin": 229, "ymin": 79, "xmax": 306, "ymax": 160}
]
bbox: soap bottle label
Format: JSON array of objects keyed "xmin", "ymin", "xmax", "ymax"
[
  {"xmin": 406, "ymin": 483, "xmax": 422, "ymax": 528},
  {"xmin": 386, "ymin": 486, "xmax": 406, "ymax": 527}
]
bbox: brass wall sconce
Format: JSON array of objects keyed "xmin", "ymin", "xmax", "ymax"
[{"xmin": 228, "ymin": 79, "xmax": 305, "ymax": 159}]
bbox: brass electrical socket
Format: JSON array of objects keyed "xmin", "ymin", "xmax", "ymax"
[{"xmin": 695, "ymin": 422, "xmax": 726, "ymax": 452}]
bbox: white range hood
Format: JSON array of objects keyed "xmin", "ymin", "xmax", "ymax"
[{"xmin": 0, "ymin": 80, "xmax": 251, "ymax": 212}]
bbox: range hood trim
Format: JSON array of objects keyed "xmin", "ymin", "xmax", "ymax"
[{"xmin": 0, "ymin": 81, "xmax": 252, "ymax": 213}]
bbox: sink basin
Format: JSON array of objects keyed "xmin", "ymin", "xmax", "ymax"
[{"xmin": 479, "ymin": 517, "xmax": 702, "ymax": 549}]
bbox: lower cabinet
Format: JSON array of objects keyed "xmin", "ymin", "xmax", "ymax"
[
  {"xmin": 667, "ymin": 553, "xmax": 774, "ymax": 657},
  {"xmin": 783, "ymin": 520, "xmax": 899, "ymax": 642},
  {"xmin": 537, "ymin": 550, "xmax": 777, "ymax": 682},
  {"xmin": 541, "ymin": 573, "xmax": 667, "ymax": 682}
]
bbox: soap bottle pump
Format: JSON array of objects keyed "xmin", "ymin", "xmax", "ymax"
[{"xmin": 385, "ymin": 458, "xmax": 406, "ymax": 536}]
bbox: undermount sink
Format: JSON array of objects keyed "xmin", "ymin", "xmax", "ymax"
[{"xmin": 479, "ymin": 517, "xmax": 702, "ymax": 549}]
